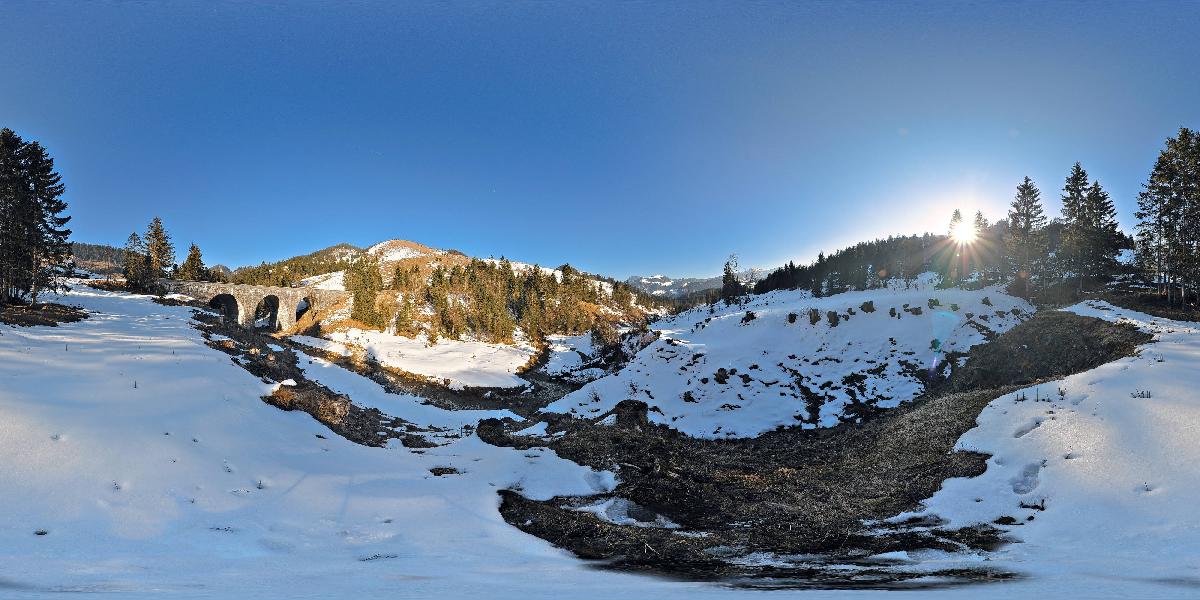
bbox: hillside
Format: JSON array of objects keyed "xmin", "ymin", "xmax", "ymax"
[
  {"xmin": 223, "ymin": 239, "xmax": 666, "ymax": 390},
  {"xmin": 70, "ymin": 242, "xmax": 124, "ymax": 275},
  {"xmin": 547, "ymin": 274, "xmax": 1032, "ymax": 437}
]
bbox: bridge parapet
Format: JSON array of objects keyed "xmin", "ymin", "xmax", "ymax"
[{"xmin": 158, "ymin": 279, "xmax": 349, "ymax": 331}]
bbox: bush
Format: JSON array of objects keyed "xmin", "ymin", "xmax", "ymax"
[
  {"xmin": 787, "ymin": 312, "xmax": 797, "ymax": 324},
  {"xmin": 982, "ymin": 296, "xmax": 993, "ymax": 306},
  {"xmin": 860, "ymin": 301, "xmax": 875, "ymax": 313},
  {"xmin": 740, "ymin": 311, "xmax": 757, "ymax": 324},
  {"xmin": 826, "ymin": 310, "xmax": 839, "ymax": 327},
  {"xmin": 889, "ymin": 307, "xmax": 897, "ymax": 318},
  {"xmin": 809, "ymin": 308, "xmax": 821, "ymax": 325}
]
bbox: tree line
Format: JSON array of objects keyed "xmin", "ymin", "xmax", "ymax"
[
  {"xmin": 1135, "ymin": 127, "xmax": 1200, "ymax": 306},
  {"xmin": 744, "ymin": 128, "xmax": 1200, "ymax": 304},
  {"xmin": 0, "ymin": 128, "xmax": 72, "ymax": 303},
  {"xmin": 122, "ymin": 217, "xmax": 218, "ymax": 289}
]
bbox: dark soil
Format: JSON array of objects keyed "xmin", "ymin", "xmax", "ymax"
[
  {"xmin": 487, "ymin": 312, "xmax": 1151, "ymax": 585},
  {"xmin": 941, "ymin": 311, "xmax": 1152, "ymax": 392},
  {"xmin": 0, "ymin": 302, "xmax": 87, "ymax": 327}
]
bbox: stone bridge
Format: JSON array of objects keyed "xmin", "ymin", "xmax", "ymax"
[{"xmin": 158, "ymin": 280, "xmax": 349, "ymax": 331}]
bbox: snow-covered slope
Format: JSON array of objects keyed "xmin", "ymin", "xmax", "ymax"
[
  {"xmin": 547, "ymin": 278, "xmax": 1033, "ymax": 437},
  {"xmin": 893, "ymin": 300, "xmax": 1200, "ymax": 594}
]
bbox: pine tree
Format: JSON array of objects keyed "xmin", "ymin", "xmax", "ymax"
[
  {"xmin": 1059, "ymin": 163, "xmax": 1091, "ymax": 290},
  {"xmin": 1005, "ymin": 176, "xmax": 1048, "ymax": 299},
  {"xmin": 1079, "ymin": 180, "xmax": 1121, "ymax": 287},
  {"xmin": 0, "ymin": 129, "xmax": 73, "ymax": 303},
  {"xmin": 177, "ymin": 243, "xmax": 209, "ymax": 281},
  {"xmin": 1136, "ymin": 128, "xmax": 1200, "ymax": 305},
  {"xmin": 143, "ymin": 217, "xmax": 175, "ymax": 280},
  {"xmin": 721, "ymin": 254, "xmax": 744, "ymax": 305}
]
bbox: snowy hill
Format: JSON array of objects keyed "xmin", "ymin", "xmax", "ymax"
[
  {"xmin": 625, "ymin": 268, "xmax": 765, "ymax": 298},
  {"xmin": 5, "ymin": 280, "xmax": 1200, "ymax": 597},
  {"xmin": 547, "ymin": 276, "xmax": 1033, "ymax": 437}
]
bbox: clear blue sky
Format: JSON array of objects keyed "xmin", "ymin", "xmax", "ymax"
[{"xmin": 3, "ymin": 1, "xmax": 1198, "ymax": 278}]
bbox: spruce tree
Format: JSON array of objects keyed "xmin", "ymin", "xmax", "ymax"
[
  {"xmin": 1060, "ymin": 163, "xmax": 1091, "ymax": 290},
  {"xmin": 1136, "ymin": 128, "xmax": 1200, "ymax": 305},
  {"xmin": 143, "ymin": 217, "xmax": 175, "ymax": 280},
  {"xmin": 177, "ymin": 243, "xmax": 208, "ymax": 281},
  {"xmin": 1005, "ymin": 176, "xmax": 1048, "ymax": 299},
  {"xmin": 0, "ymin": 128, "xmax": 73, "ymax": 303},
  {"xmin": 721, "ymin": 254, "xmax": 744, "ymax": 305}
]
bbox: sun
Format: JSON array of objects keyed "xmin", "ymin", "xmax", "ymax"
[{"xmin": 951, "ymin": 226, "xmax": 977, "ymax": 245}]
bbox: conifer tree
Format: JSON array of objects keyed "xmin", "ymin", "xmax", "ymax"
[
  {"xmin": 177, "ymin": 243, "xmax": 209, "ymax": 281},
  {"xmin": 0, "ymin": 128, "xmax": 73, "ymax": 303},
  {"xmin": 1005, "ymin": 176, "xmax": 1048, "ymax": 299},
  {"xmin": 1136, "ymin": 128, "xmax": 1200, "ymax": 305},
  {"xmin": 143, "ymin": 217, "xmax": 175, "ymax": 279},
  {"xmin": 721, "ymin": 254, "xmax": 744, "ymax": 305}
]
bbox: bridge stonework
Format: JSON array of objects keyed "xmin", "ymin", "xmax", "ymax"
[{"xmin": 158, "ymin": 280, "xmax": 349, "ymax": 331}]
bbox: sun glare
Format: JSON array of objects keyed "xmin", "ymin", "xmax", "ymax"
[{"xmin": 952, "ymin": 227, "xmax": 977, "ymax": 245}]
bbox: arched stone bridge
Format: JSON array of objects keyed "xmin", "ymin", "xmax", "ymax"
[{"xmin": 158, "ymin": 280, "xmax": 349, "ymax": 331}]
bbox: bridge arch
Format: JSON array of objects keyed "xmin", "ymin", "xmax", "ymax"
[
  {"xmin": 292, "ymin": 295, "xmax": 314, "ymax": 327},
  {"xmin": 252, "ymin": 295, "xmax": 282, "ymax": 331},
  {"xmin": 209, "ymin": 293, "xmax": 242, "ymax": 324}
]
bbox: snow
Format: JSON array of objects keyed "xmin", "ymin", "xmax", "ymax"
[
  {"xmin": 889, "ymin": 300, "xmax": 1200, "ymax": 597},
  {"xmin": 6, "ymin": 282, "xmax": 1200, "ymax": 598},
  {"xmin": 547, "ymin": 281, "xmax": 1033, "ymax": 438},
  {"xmin": 367, "ymin": 240, "xmax": 430, "ymax": 262},
  {"xmin": 541, "ymin": 333, "xmax": 605, "ymax": 383},
  {"xmin": 0, "ymin": 283, "xmax": 689, "ymax": 599},
  {"xmin": 293, "ymin": 328, "xmax": 536, "ymax": 389},
  {"xmin": 298, "ymin": 270, "xmax": 345, "ymax": 291}
]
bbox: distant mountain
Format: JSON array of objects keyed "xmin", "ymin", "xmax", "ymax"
[{"xmin": 625, "ymin": 268, "xmax": 765, "ymax": 298}]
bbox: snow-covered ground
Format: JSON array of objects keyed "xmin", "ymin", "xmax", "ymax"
[
  {"xmin": 297, "ymin": 270, "xmax": 345, "ymax": 291},
  {"xmin": 4, "ymin": 284, "xmax": 1199, "ymax": 598},
  {"xmin": 892, "ymin": 300, "xmax": 1200, "ymax": 595},
  {"xmin": 540, "ymin": 333, "xmax": 606, "ymax": 383},
  {"xmin": 547, "ymin": 280, "xmax": 1033, "ymax": 437},
  {"xmin": 293, "ymin": 327, "xmax": 536, "ymax": 389},
  {"xmin": 0, "ymin": 284, "xmax": 701, "ymax": 599}
]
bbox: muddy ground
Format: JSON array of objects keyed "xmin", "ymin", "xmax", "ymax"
[{"xmin": 485, "ymin": 312, "xmax": 1151, "ymax": 584}]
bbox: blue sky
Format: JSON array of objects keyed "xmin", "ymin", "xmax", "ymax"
[{"xmin": 2, "ymin": 1, "xmax": 1198, "ymax": 278}]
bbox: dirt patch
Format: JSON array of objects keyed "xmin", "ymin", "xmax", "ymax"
[
  {"xmin": 489, "ymin": 313, "xmax": 1149, "ymax": 584},
  {"xmin": 0, "ymin": 302, "xmax": 87, "ymax": 327},
  {"xmin": 941, "ymin": 311, "xmax": 1152, "ymax": 393}
]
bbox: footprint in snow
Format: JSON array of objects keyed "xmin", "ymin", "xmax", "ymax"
[{"xmin": 1010, "ymin": 462, "xmax": 1043, "ymax": 495}]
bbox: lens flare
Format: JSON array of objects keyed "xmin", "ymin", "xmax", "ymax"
[{"xmin": 951, "ymin": 226, "xmax": 977, "ymax": 245}]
